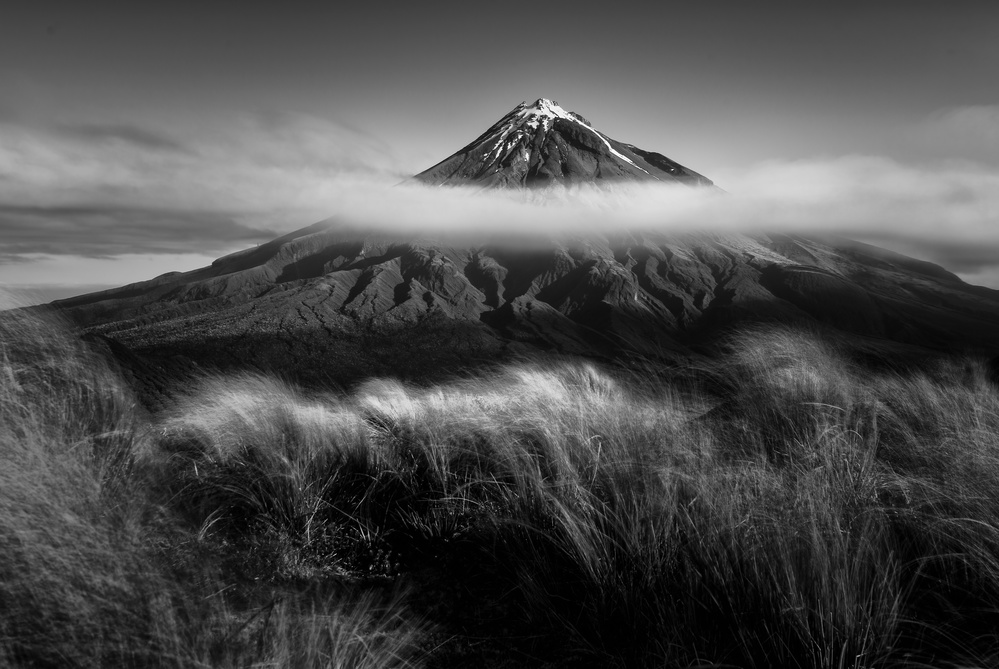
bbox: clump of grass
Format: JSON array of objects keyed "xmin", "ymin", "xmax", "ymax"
[
  {"xmin": 0, "ymin": 307, "xmax": 165, "ymax": 667},
  {"xmin": 0, "ymin": 306, "xmax": 429, "ymax": 668},
  {"xmin": 169, "ymin": 585, "xmax": 427, "ymax": 669},
  {"xmin": 238, "ymin": 589, "xmax": 426, "ymax": 669}
]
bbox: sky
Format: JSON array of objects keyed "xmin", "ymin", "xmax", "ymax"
[{"xmin": 1, "ymin": 1, "xmax": 997, "ymax": 302}]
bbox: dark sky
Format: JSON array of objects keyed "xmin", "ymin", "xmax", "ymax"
[{"xmin": 1, "ymin": 1, "xmax": 997, "ymax": 299}]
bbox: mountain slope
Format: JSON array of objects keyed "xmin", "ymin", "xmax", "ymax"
[
  {"xmin": 51, "ymin": 220, "xmax": 999, "ymax": 394},
  {"xmin": 413, "ymin": 98, "xmax": 712, "ymax": 187}
]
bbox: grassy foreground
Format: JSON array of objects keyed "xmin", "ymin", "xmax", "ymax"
[{"xmin": 4, "ymin": 308, "xmax": 999, "ymax": 667}]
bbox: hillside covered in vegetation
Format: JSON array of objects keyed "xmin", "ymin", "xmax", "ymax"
[{"xmin": 5, "ymin": 307, "xmax": 999, "ymax": 668}]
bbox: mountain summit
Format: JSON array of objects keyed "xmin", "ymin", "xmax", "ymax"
[{"xmin": 413, "ymin": 98, "xmax": 713, "ymax": 187}]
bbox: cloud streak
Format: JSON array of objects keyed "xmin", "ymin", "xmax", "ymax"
[
  {"xmin": 323, "ymin": 157, "xmax": 999, "ymax": 262},
  {"xmin": 0, "ymin": 109, "xmax": 997, "ymax": 288},
  {"xmin": 0, "ymin": 205, "xmax": 276, "ymax": 257},
  {"xmin": 0, "ymin": 112, "xmax": 399, "ymax": 258},
  {"xmin": 903, "ymin": 104, "xmax": 999, "ymax": 166},
  {"xmin": 54, "ymin": 122, "xmax": 192, "ymax": 153},
  {"xmin": 307, "ymin": 157, "xmax": 999, "ymax": 286}
]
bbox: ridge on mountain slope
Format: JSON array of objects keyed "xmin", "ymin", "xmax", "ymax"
[
  {"xmin": 413, "ymin": 98, "xmax": 713, "ymax": 188},
  {"xmin": 42, "ymin": 98, "xmax": 999, "ymax": 400},
  {"xmin": 50, "ymin": 220, "xmax": 999, "ymax": 397}
]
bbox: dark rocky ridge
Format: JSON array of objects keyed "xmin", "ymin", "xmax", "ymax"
[{"xmin": 46, "ymin": 99, "xmax": 999, "ymax": 403}]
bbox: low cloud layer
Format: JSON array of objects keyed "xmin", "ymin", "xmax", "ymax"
[
  {"xmin": 0, "ymin": 205, "xmax": 276, "ymax": 257},
  {"xmin": 323, "ymin": 159, "xmax": 999, "ymax": 284},
  {"xmin": 1, "ymin": 111, "xmax": 998, "ymax": 290}
]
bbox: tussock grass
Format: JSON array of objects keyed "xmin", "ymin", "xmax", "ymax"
[
  {"xmin": 0, "ymin": 308, "xmax": 158, "ymax": 668},
  {"xmin": 7, "ymin": 304, "xmax": 999, "ymax": 667},
  {"xmin": 0, "ymin": 308, "xmax": 428, "ymax": 668},
  {"xmin": 152, "ymin": 326, "xmax": 999, "ymax": 667}
]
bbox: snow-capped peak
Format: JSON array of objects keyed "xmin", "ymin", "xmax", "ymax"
[
  {"xmin": 507, "ymin": 98, "xmax": 652, "ymax": 176},
  {"xmin": 523, "ymin": 98, "xmax": 571, "ymax": 118},
  {"xmin": 412, "ymin": 98, "xmax": 714, "ymax": 188},
  {"xmin": 515, "ymin": 98, "xmax": 588, "ymax": 126}
]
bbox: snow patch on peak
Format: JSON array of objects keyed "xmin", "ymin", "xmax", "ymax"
[
  {"xmin": 520, "ymin": 98, "xmax": 575, "ymax": 122},
  {"xmin": 519, "ymin": 99, "xmax": 658, "ymax": 179},
  {"xmin": 471, "ymin": 98, "xmax": 662, "ymax": 181}
]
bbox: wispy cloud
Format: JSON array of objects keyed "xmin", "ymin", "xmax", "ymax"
[
  {"xmin": 903, "ymin": 104, "xmax": 999, "ymax": 166},
  {"xmin": 316, "ymin": 157, "xmax": 999, "ymax": 286},
  {"xmin": 54, "ymin": 122, "xmax": 192, "ymax": 153},
  {"xmin": 0, "ymin": 205, "xmax": 276, "ymax": 257},
  {"xmin": 0, "ymin": 111, "xmax": 399, "ymax": 259},
  {"xmin": 1, "ymin": 109, "xmax": 997, "ymax": 289},
  {"xmin": 321, "ymin": 156, "xmax": 999, "ymax": 239}
]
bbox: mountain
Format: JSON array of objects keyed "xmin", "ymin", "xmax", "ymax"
[
  {"xmin": 413, "ymin": 98, "xmax": 713, "ymax": 187},
  {"xmin": 46, "ymin": 99, "xmax": 999, "ymax": 404}
]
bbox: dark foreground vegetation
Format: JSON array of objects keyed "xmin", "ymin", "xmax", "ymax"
[{"xmin": 4, "ymin": 308, "xmax": 999, "ymax": 668}]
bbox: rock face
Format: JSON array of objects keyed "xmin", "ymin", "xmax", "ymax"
[
  {"xmin": 413, "ymin": 98, "xmax": 712, "ymax": 187},
  {"xmin": 48, "ymin": 98, "xmax": 999, "ymax": 396}
]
